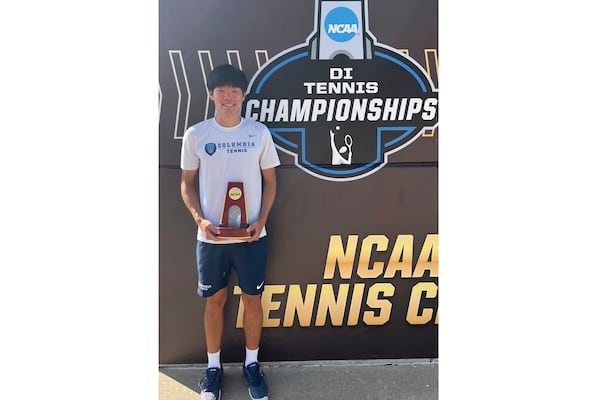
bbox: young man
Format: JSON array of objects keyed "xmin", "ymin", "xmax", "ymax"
[{"xmin": 180, "ymin": 64, "xmax": 280, "ymax": 400}]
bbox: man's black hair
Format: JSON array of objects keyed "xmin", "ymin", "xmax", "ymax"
[{"xmin": 206, "ymin": 64, "xmax": 248, "ymax": 92}]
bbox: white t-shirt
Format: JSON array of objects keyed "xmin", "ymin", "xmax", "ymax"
[{"xmin": 180, "ymin": 117, "xmax": 281, "ymax": 243}]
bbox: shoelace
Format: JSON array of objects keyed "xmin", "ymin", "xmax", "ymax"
[
  {"xmin": 201, "ymin": 368, "xmax": 221, "ymax": 391},
  {"xmin": 246, "ymin": 365, "xmax": 265, "ymax": 386}
]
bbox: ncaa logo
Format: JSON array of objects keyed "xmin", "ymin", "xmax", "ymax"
[{"xmin": 325, "ymin": 7, "xmax": 359, "ymax": 42}]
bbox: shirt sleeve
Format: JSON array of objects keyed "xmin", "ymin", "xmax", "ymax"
[
  {"xmin": 259, "ymin": 125, "xmax": 281, "ymax": 170},
  {"xmin": 180, "ymin": 127, "xmax": 200, "ymax": 170}
]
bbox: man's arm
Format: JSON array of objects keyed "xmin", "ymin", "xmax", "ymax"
[
  {"xmin": 247, "ymin": 167, "xmax": 277, "ymax": 242},
  {"xmin": 180, "ymin": 169, "xmax": 220, "ymax": 240}
]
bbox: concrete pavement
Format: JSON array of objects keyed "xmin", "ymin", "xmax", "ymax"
[{"xmin": 159, "ymin": 358, "xmax": 438, "ymax": 400}]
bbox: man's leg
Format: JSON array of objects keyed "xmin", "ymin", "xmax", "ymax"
[
  {"xmin": 241, "ymin": 292, "xmax": 263, "ymax": 352},
  {"xmin": 241, "ymin": 292, "xmax": 269, "ymax": 399},
  {"xmin": 233, "ymin": 239, "xmax": 269, "ymax": 398},
  {"xmin": 196, "ymin": 240, "xmax": 228, "ymax": 400},
  {"xmin": 204, "ymin": 287, "xmax": 228, "ymax": 354}
]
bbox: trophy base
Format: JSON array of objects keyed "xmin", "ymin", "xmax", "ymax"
[{"xmin": 216, "ymin": 226, "xmax": 253, "ymax": 240}]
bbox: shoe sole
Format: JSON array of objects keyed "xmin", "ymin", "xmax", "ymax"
[
  {"xmin": 200, "ymin": 389, "xmax": 221, "ymax": 400},
  {"xmin": 247, "ymin": 389, "xmax": 267, "ymax": 400}
]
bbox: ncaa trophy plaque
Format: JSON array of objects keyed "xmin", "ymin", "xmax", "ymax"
[{"xmin": 217, "ymin": 182, "xmax": 252, "ymax": 239}]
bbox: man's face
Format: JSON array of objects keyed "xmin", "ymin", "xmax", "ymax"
[{"xmin": 209, "ymin": 85, "xmax": 246, "ymax": 118}]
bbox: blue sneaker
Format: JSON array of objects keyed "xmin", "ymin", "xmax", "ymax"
[
  {"xmin": 243, "ymin": 362, "xmax": 269, "ymax": 400},
  {"xmin": 199, "ymin": 367, "xmax": 223, "ymax": 400}
]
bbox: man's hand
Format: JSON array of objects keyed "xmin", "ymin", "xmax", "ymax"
[
  {"xmin": 198, "ymin": 218, "xmax": 221, "ymax": 241},
  {"xmin": 245, "ymin": 219, "xmax": 265, "ymax": 242}
]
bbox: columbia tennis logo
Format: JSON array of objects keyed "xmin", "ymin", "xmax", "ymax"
[{"xmin": 205, "ymin": 143, "xmax": 216, "ymax": 155}]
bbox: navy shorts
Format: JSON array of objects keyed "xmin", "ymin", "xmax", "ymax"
[{"xmin": 196, "ymin": 237, "xmax": 267, "ymax": 297}]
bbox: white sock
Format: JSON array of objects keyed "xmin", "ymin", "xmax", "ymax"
[
  {"xmin": 207, "ymin": 350, "xmax": 221, "ymax": 369},
  {"xmin": 245, "ymin": 347, "xmax": 259, "ymax": 367}
]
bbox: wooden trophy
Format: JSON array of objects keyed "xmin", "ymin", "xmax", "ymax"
[{"xmin": 216, "ymin": 182, "xmax": 253, "ymax": 239}]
